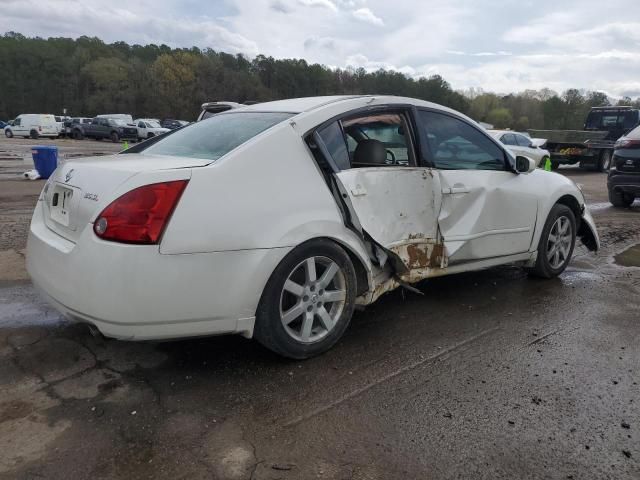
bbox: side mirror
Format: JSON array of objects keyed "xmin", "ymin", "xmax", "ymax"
[{"xmin": 515, "ymin": 155, "xmax": 537, "ymax": 173}]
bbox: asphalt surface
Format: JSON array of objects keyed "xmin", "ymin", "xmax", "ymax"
[{"xmin": 0, "ymin": 137, "xmax": 639, "ymax": 479}]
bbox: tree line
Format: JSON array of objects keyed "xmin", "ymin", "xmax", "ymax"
[{"xmin": 1, "ymin": 32, "xmax": 639, "ymax": 128}]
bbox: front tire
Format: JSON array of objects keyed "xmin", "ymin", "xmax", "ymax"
[
  {"xmin": 254, "ymin": 239, "xmax": 357, "ymax": 359},
  {"xmin": 609, "ymin": 189, "xmax": 634, "ymax": 208},
  {"xmin": 529, "ymin": 204, "xmax": 576, "ymax": 278},
  {"xmin": 4, "ymin": 129, "xmax": 12, "ymax": 138},
  {"xmin": 110, "ymin": 132, "xmax": 119, "ymax": 143}
]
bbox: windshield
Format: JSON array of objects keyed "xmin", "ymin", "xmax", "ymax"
[
  {"xmin": 142, "ymin": 112, "xmax": 294, "ymax": 161},
  {"xmin": 145, "ymin": 120, "xmax": 162, "ymax": 128}
]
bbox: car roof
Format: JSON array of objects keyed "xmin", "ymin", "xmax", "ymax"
[
  {"xmin": 239, "ymin": 96, "xmax": 373, "ymax": 113},
  {"xmin": 487, "ymin": 129, "xmax": 522, "ymax": 136}
]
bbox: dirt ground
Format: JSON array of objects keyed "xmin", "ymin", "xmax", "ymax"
[{"xmin": 0, "ymin": 136, "xmax": 639, "ymax": 479}]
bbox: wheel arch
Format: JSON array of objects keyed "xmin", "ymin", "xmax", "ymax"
[{"xmin": 554, "ymin": 193, "xmax": 598, "ymax": 251}]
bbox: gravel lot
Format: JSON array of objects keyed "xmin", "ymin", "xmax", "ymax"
[{"xmin": 0, "ymin": 136, "xmax": 638, "ymax": 479}]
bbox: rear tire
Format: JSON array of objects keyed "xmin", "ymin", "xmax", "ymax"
[
  {"xmin": 30, "ymin": 130, "xmax": 39, "ymax": 139},
  {"xmin": 254, "ymin": 239, "xmax": 357, "ymax": 359},
  {"xmin": 609, "ymin": 189, "xmax": 634, "ymax": 208},
  {"xmin": 597, "ymin": 150, "xmax": 612, "ymax": 172},
  {"xmin": 110, "ymin": 132, "xmax": 119, "ymax": 143},
  {"xmin": 550, "ymin": 160, "xmax": 560, "ymax": 170},
  {"xmin": 73, "ymin": 130, "xmax": 84, "ymax": 140},
  {"xmin": 529, "ymin": 204, "xmax": 576, "ymax": 278}
]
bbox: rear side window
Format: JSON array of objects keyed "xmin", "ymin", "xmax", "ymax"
[
  {"xmin": 418, "ymin": 110, "xmax": 506, "ymax": 171},
  {"xmin": 501, "ymin": 133, "xmax": 516, "ymax": 145},
  {"xmin": 143, "ymin": 112, "xmax": 294, "ymax": 161},
  {"xmin": 515, "ymin": 134, "xmax": 531, "ymax": 147},
  {"xmin": 317, "ymin": 122, "xmax": 350, "ymax": 170}
]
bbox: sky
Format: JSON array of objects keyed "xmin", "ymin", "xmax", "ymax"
[{"xmin": 2, "ymin": 0, "xmax": 640, "ymax": 98}]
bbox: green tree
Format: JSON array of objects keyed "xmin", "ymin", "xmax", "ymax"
[{"xmin": 486, "ymin": 108, "xmax": 513, "ymax": 129}]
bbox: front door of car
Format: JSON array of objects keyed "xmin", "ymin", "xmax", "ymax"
[
  {"xmin": 314, "ymin": 109, "xmax": 444, "ymax": 275},
  {"xmin": 13, "ymin": 117, "xmax": 25, "ymax": 136},
  {"xmin": 416, "ymin": 110, "xmax": 538, "ymax": 263}
]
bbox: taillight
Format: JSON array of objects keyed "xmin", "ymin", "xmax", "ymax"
[
  {"xmin": 615, "ymin": 139, "xmax": 640, "ymax": 149},
  {"xmin": 93, "ymin": 180, "xmax": 188, "ymax": 244}
]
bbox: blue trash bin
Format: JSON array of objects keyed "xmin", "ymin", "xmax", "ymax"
[{"xmin": 31, "ymin": 146, "xmax": 58, "ymax": 179}]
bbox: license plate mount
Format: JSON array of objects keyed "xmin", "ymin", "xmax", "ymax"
[{"xmin": 50, "ymin": 185, "xmax": 75, "ymax": 227}]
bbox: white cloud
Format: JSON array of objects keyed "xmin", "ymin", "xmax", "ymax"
[
  {"xmin": 352, "ymin": 8, "xmax": 384, "ymax": 26},
  {"xmin": 297, "ymin": 0, "xmax": 338, "ymax": 12}
]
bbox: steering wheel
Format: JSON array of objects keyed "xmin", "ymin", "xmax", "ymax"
[{"xmin": 386, "ymin": 149, "xmax": 396, "ymax": 165}]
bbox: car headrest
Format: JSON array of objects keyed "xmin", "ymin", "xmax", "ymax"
[{"xmin": 353, "ymin": 139, "xmax": 387, "ymax": 166}]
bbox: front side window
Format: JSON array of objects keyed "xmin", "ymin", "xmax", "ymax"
[
  {"xmin": 14, "ymin": 118, "xmax": 21, "ymax": 126},
  {"xmin": 142, "ymin": 112, "xmax": 293, "ymax": 161},
  {"xmin": 418, "ymin": 110, "xmax": 507, "ymax": 171}
]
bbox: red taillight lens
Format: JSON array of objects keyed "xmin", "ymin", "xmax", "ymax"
[
  {"xmin": 93, "ymin": 180, "xmax": 188, "ymax": 244},
  {"xmin": 615, "ymin": 139, "xmax": 640, "ymax": 149}
]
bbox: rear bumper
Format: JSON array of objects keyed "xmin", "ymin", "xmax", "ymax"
[
  {"xmin": 26, "ymin": 202, "xmax": 290, "ymax": 340},
  {"xmin": 608, "ymin": 173, "xmax": 640, "ymax": 195}
]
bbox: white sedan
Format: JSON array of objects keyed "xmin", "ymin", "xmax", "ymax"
[
  {"xmin": 488, "ymin": 129, "xmax": 551, "ymax": 167},
  {"xmin": 27, "ymin": 96, "xmax": 599, "ymax": 359}
]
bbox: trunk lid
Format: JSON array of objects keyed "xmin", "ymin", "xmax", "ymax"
[{"xmin": 41, "ymin": 153, "xmax": 205, "ymax": 243}]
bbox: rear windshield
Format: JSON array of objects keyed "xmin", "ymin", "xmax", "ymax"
[
  {"xmin": 585, "ymin": 110, "xmax": 639, "ymax": 130},
  {"xmin": 142, "ymin": 112, "xmax": 294, "ymax": 161},
  {"xmin": 626, "ymin": 125, "xmax": 640, "ymax": 139}
]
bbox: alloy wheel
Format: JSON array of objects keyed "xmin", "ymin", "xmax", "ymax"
[
  {"xmin": 546, "ymin": 216, "xmax": 573, "ymax": 269},
  {"xmin": 279, "ymin": 256, "xmax": 347, "ymax": 344}
]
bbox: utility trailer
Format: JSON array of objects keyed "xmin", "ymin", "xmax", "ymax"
[{"xmin": 529, "ymin": 106, "xmax": 640, "ymax": 172}]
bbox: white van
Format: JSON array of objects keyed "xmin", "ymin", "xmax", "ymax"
[{"xmin": 4, "ymin": 114, "xmax": 59, "ymax": 139}]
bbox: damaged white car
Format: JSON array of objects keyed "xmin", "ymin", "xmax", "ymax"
[{"xmin": 26, "ymin": 96, "xmax": 599, "ymax": 359}]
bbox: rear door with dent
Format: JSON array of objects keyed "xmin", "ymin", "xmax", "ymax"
[{"xmin": 312, "ymin": 107, "xmax": 444, "ymax": 278}]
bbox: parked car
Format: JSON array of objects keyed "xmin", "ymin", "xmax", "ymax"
[
  {"xmin": 71, "ymin": 117, "xmax": 138, "ymax": 142},
  {"xmin": 160, "ymin": 119, "xmax": 189, "ymax": 130},
  {"xmin": 134, "ymin": 118, "xmax": 170, "ymax": 140},
  {"xmin": 65, "ymin": 117, "xmax": 92, "ymax": 138},
  {"xmin": 608, "ymin": 124, "xmax": 640, "ymax": 207},
  {"xmin": 26, "ymin": 95, "xmax": 599, "ymax": 359},
  {"xmin": 4, "ymin": 114, "xmax": 58, "ymax": 139},
  {"xmin": 0, "ymin": 120, "xmax": 7, "ymax": 129},
  {"xmin": 488, "ymin": 130, "xmax": 551, "ymax": 167}
]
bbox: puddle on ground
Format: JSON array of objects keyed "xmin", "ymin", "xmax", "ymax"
[
  {"xmin": 0, "ymin": 286, "xmax": 67, "ymax": 328},
  {"xmin": 561, "ymin": 270, "xmax": 602, "ymax": 286},
  {"xmin": 614, "ymin": 244, "xmax": 640, "ymax": 267}
]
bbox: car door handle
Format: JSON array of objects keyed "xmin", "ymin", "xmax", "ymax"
[{"xmin": 442, "ymin": 185, "xmax": 470, "ymax": 194}]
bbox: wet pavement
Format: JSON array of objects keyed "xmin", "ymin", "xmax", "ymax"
[{"xmin": 0, "ymin": 137, "xmax": 639, "ymax": 479}]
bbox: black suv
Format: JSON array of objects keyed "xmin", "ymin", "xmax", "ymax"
[{"xmin": 608, "ymin": 124, "xmax": 640, "ymax": 207}]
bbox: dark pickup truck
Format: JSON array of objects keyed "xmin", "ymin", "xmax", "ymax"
[
  {"xmin": 71, "ymin": 117, "xmax": 138, "ymax": 142},
  {"xmin": 529, "ymin": 106, "xmax": 640, "ymax": 172}
]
